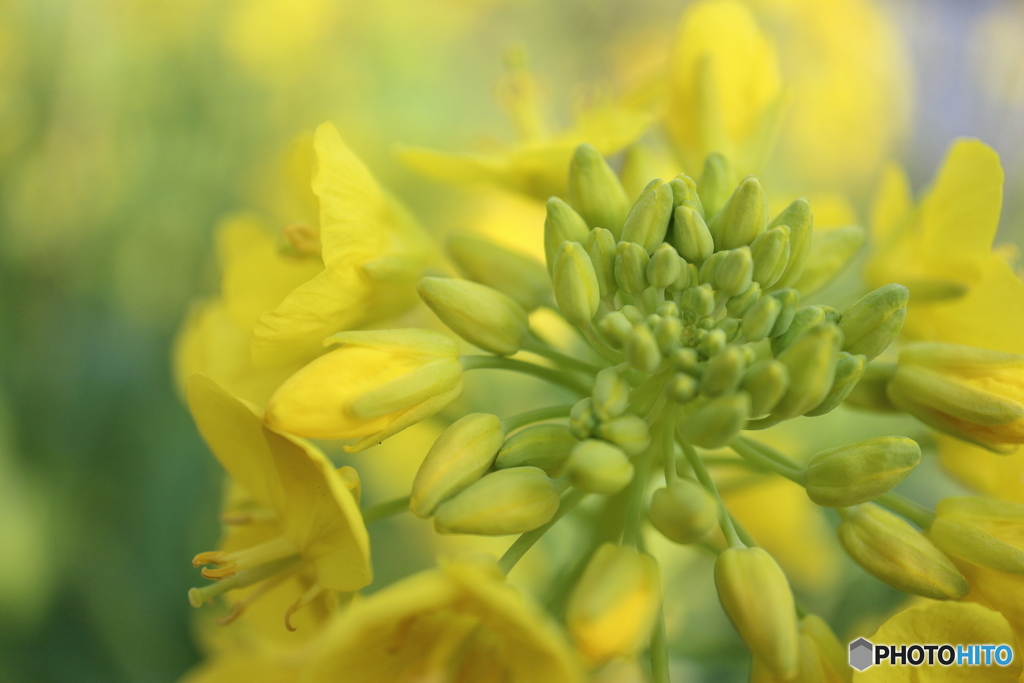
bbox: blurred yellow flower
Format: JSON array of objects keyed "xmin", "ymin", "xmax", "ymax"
[
  {"xmin": 937, "ymin": 434, "xmax": 1024, "ymax": 506},
  {"xmin": 302, "ymin": 561, "xmax": 585, "ymax": 683}
]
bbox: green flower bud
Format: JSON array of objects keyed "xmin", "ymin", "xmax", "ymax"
[
  {"xmin": 597, "ymin": 311, "xmax": 633, "ymax": 349},
  {"xmin": 673, "ymin": 348, "xmax": 700, "ymax": 373},
  {"xmin": 750, "ymin": 226, "xmax": 791, "ymax": 288},
  {"xmin": 682, "ymin": 284, "xmax": 716, "ymax": 318},
  {"xmin": 768, "ymin": 288, "xmax": 801, "ymax": 338},
  {"xmin": 672, "ymin": 205, "xmax": 715, "ymax": 265},
  {"xmin": 615, "ymin": 241, "xmax": 651, "ymax": 294},
  {"xmin": 793, "ymin": 225, "xmax": 866, "ymax": 295},
  {"xmin": 410, "ymin": 413, "xmax": 505, "ymax": 518},
  {"xmin": 670, "ymin": 174, "xmax": 704, "ymax": 215},
  {"xmin": 621, "ymin": 181, "xmax": 674, "ymax": 253},
  {"xmin": 553, "ymin": 241, "xmax": 600, "ymax": 327},
  {"xmin": 708, "ymin": 176, "xmax": 768, "ymax": 250},
  {"xmin": 716, "ymin": 247, "xmax": 754, "ymax": 297},
  {"xmin": 655, "ymin": 316, "xmax": 683, "ymax": 356},
  {"xmin": 805, "ymin": 437, "xmax": 921, "ymax": 507},
  {"xmin": 715, "ymin": 547, "xmax": 800, "ymax": 681},
  {"xmin": 568, "ymin": 144, "xmax": 631, "ymax": 237},
  {"xmin": 697, "ymin": 152, "xmax": 738, "ymax": 218},
  {"xmin": 716, "ymin": 317, "xmax": 740, "ymax": 342},
  {"xmin": 698, "ymin": 328, "xmax": 728, "ymax": 359},
  {"xmin": 495, "ymin": 423, "xmax": 578, "ymax": 477},
  {"xmin": 544, "ymin": 197, "xmax": 590, "ymax": 273},
  {"xmin": 768, "ymin": 198, "xmax": 813, "ymax": 290},
  {"xmin": 418, "ymin": 277, "xmax": 529, "ymax": 356},
  {"xmin": 726, "ymin": 282, "xmax": 761, "ymax": 317},
  {"xmin": 741, "ymin": 294, "xmax": 782, "ymax": 343},
  {"xmin": 930, "ymin": 497, "xmax": 1024, "ymax": 574},
  {"xmin": 658, "ymin": 301, "xmax": 679, "ymax": 318},
  {"xmin": 625, "ymin": 325, "xmax": 662, "ymax": 374},
  {"xmin": 596, "ymin": 414, "xmax": 652, "ymax": 455},
  {"xmin": 593, "ymin": 368, "xmax": 631, "ymax": 420},
  {"xmin": 570, "ymin": 397, "xmax": 598, "ymax": 439},
  {"xmin": 446, "ymin": 232, "xmax": 551, "ymax": 311},
  {"xmin": 770, "ymin": 305, "xmax": 839, "ymax": 355},
  {"xmin": 839, "ymin": 284, "xmax": 909, "ymax": 361},
  {"xmin": 843, "ymin": 362, "xmax": 901, "ymax": 412},
  {"xmin": 743, "ymin": 360, "xmax": 789, "ymax": 417},
  {"xmin": 805, "ymin": 352, "xmax": 866, "ymax": 417},
  {"xmin": 650, "ymin": 480, "xmax": 717, "ymax": 544},
  {"xmin": 701, "ymin": 345, "xmax": 746, "ymax": 397},
  {"xmin": 568, "ymin": 439, "xmax": 634, "ymax": 494},
  {"xmin": 679, "ymin": 393, "xmax": 751, "ymax": 448},
  {"xmin": 433, "ymin": 466, "xmax": 559, "ymax": 535},
  {"xmin": 586, "ymin": 227, "xmax": 619, "ymax": 300},
  {"xmin": 837, "ymin": 503, "xmax": 969, "ymax": 599},
  {"xmin": 668, "ymin": 373, "xmax": 699, "ymax": 403},
  {"xmin": 666, "ymin": 258, "xmax": 693, "ymax": 293},
  {"xmin": 698, "ymin": 250, "xmax": 727, "ymax": 286},
  {"xmin": 647, "ymin": 243, "xmax": 682, "ymax": 289},
  {"xmin": 772, "ymin": 323, "xmax": 843, "ymax": 420},
  {"xmin": 619, "ymin": 304, "xmax": 646, "ymax": 326}
]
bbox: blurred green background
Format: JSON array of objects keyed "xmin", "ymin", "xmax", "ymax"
[{"xmin": 0, "ymin": 0, "xmax": 1022, "ymax": 681}]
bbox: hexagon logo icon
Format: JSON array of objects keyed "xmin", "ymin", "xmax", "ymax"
[{"xmin": 850, "ymin": 637, "xmax": 874, "ymax": 671}]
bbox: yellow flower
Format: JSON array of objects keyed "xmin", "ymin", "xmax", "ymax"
[
  {"xmin": 301, "ymin": 561, "xmax": 585, "ymax": 683},
  {"xmin": 937, "ymin": 434, "xmax": 1024, "ymax": 505},
  {"xmin": 186, "ymin": 374, "xmax": 371, "ymax": 624},
  {"xmin": 853, "ymin": 601, "xmax": 1022, "ymax": 682},
  {"xmin": 955, "ymin": 561, "xmax": 1024, "ymax": 658},
  {"xmin": 252, "ymin": 121, "xmax": 435, "ymax": 367},
  {"xmin": 867, "ymin": 139, "xmax": 1024, "ymax": 354},
  {"xmin": 264, "ymin": 328, "xmax": 463, "ymax": 451},
  {"xmin": 397, "ymin": 50, "xmax": 650, "ymax": 200}
]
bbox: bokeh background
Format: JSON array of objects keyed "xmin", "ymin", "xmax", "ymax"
[{"xmin": 1, "ymin": 0, "xmax": 1022, "ymax": 681}]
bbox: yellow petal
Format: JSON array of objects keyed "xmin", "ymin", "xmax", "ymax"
[
  {"xmin": 956, "ymin": 561, "xmax": 1024, "ymax": 655},
  {"xmin": 870, "ymin": 163, "xmax": 912, "ymax": 248},
  {"xmin": 938, "ymin": 433, "xmax": 1024, "ymax": 505}
]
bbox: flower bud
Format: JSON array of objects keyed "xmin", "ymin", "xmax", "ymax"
[
  {"xmin": 716, "ymin": 247, "xmax": 754, "ymax": 297},
  {"xmin": 750, "ymin": 614, "xmax": 849, "ymax": 683},
  {"xmin": 658, "ymin": 301, "xmax": 679, "ymax": 318},
  {"xmin": 708, "ymin": 176, "xmax": 768, "ymax": 250},
  {"xmin": 715, "ymin": 547, "xmax": 800, "ymax": 681},
  {"xmin": 674, "ymin": 261, "xmax": 699, "ymax": 293},
  {"xmin": 410, "ymin": 413, "xmax": 505, "ymax": 518},
  {"xmin": 615, "ymin": 241, "xmax": 652, "ymax": 294},
  {"xmin": 838, "ymin": 284, "xmax": 908, "ymax": 361},
  {"xmin": 669, "ymin": 174, "xmax": 703, "ymax": 216},
  {"xmin": 886, "ymin": 342, "xmax": 1024, "ymax": 451},
  {"xmin": 698, "ymin": 328, "xmax": 728, "ymax": 359},
  {"xmin": 544, "ymin": 197, "xmax": 590, "ymax": 273},
  {"xmin": 682, "ymin": 283, "xmax": 716, "ymax": 317},
  {"xmin": 586, "ymin": 227, "xmax": 618, "ymax": 299},
  {"xmin": 750, "ymin": 226, "xmax": 791, "ymax": 288},
  {"xmin": 679, "ymin": 393, "xmax": 750, "ymax": 449},
  {"xmin": 553, "ymin": 241, "xmax": 601, "ymax": 327},
  {"xmin": 837, "ymin": 504, "xmax": 969, "ymax": 599},
  {"xmin": 650, "ymin": 480, "xmax": 717, "ymax": 544},
  {"xmin": 569, "ymin": 398, "xmax": 598, "ymax": 439},
  {"xmin": 770, "ymin": 305, "xmax": 839, "ymax": 355},
  {"xmin": 697, "ymin": 152, "xmax": 738, "ymax": 218},
  {"xmin": 768, "ymin": 198, "xmax": 813, "ymax": 290},
  {"xmin": 698, "ymin": 250, "xmax": 727, "ymax": 286},
  {"xmin": 593, "ymin": 368, "xmax": 631, "ymax": 420},
  {"xmin": 743, "ymin": 360, "xmax": 789, "ymax": 417},
  {"xmin": 771, "ymin": 323, "xmax": 842, "ymax": 420},
  {"xmin": 717, "ymin": 317, "xmax": 740, "ymax": 341},
  {"xmin": 445, "ymin": 232, "xmax": 550, "ymax": 311},
  {"xmin": 568, "ymin": 144, "xmax": 631, "ymax": 237},
  {"xmin": 596, "ymin": 414, "xmax": 651, "ymax": 455},
  {"xmin": 567, "ymin": 440, "xmax": 634, "ymax": 494},
  {"xmin": 619, "ymin": 304, "xmax": 646, "ymax": 326},
  {"xmin": 673, "ymin": 348, "xmax": 700, "ymax": 373},
  {"xmin": 930, "ymin": 497, "xmax": 1024, "ymax": 574},
  {"xmin": 417, "ymin": 277, "xmax": 528, "ymax": 356},
  {"xmin": 566, "ymin": 543, "xmax": 661, "ymax": 664},
  {"xmin": 647, "ymin": 243, "xmax": 682, "ymax": 289},
  {"xmin": 668, "ymin": 373, "xmax": 699, "ymax": 403},
  {"xmin": 625, "ymin": 325, "xmax": 662, "ymax": 374},
  {"xmin": 621, "ymin": 181, "xmax": 674, "ymax": 253},
  {"xmin": 495, "ymin": 423, "xmax": 577, "ymax": 476},
  {"xmin": 701, "ymin": 345, "xmax": 746, "ymax": 397},
  {"xmin": 768, "ymin": 288, "xmax": 801, "ymax": 338},
  {"xmin": 741, "ymin": 294, "xmax": 782, "ymax": 342},
  {"xmin": 650, "ymin": 317, "xmax": 678, "ymax": 357},
  {"xmin": 433, "ymin": 466, "xmax": 559, "ymax": 535},
  {"xmin": 804, "ymin": 437, "xmax": 921, "ymax": 508},
  {"xmin": 597, "ymin": 311, "xmax": 633, "ymax": 349},
  {"xmin": 793, "ymin": 225, "xmax": 866, "ymax": 295},
  {"xmin": 804, "ymin": 352, "xmax": 866, "ymax": 417},
  {"xmin": 726, "ymin": 282, "xmax": 761, "ymax": 317},
  {"xmin": 672, "ymin": 205, "xmax": 715, "ymax": 264}
]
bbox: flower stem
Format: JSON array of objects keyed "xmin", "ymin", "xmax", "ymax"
[
  {"xmin": 362, "ymin": 495, "xmax": 411, "ymax": 524},
  {"xmin": 499, "ymin": 488, "xmax": 587, "ymax": 575},
  {"xmin": 501, "ymin": 405, "xmax": 574, "ymax": 433},
  {"xmin": 730, "ymin": 438, "xmax": 807, "ymax": 485},
  {"xmin": 523, "ymin": 334, "xmax": 607, "ymax": 374},
  {"xmin": 679, "ymin": 434, "xmax": 743, "ymax": 548},
  {"xmin": 461, "ymin": 355, "xmax": 592, "ymax": 395},
  {"xmin": 876, "ymin": 492, "xmax": 936, "ymax": 529},
  {"xmin": 662, "ymin": 404, "xmax": 678, "ymax": 486},
  {"xmin": 583, "ymin": 325, "xmax": 625, "ymax": 362},
  {"xmin": 621, "ymin": 419, "xmax": 663, "ymax": 548},
  {"xmin": 650, "ymin": 606, "xmax": 671, "ymax": 683}
]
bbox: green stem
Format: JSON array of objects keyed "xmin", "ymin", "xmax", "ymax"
[
  {"xmin": 730, "ymin": 438, "xmax": 807, "ymax": 485},
  {"xmin": 499, "ymin": 488, "xmax": 587, "ymax": 575},
  {"xmin": 679, "ymin": 434, "xmax": 743, "ymax": 548},
  {"xmin": 583, "ymin": 325, "xmax": 625, "ymax": 362},
  {"xmin": 501, "ymin": 405, "xmax": 574, "ymax": 433},
  {"xmin": 523, "ymin": 334, "xmax": 606, "ymax": 374},
  {"xmin": 362, "ymin": 495, "xmax": 411, "ymax": 524},
  {"xmin": 621, "ymin": 419, "xmax": 663, "ymax": 548},
  {"xmin": 650, "ymin": 607, "xmax": 671, "ymax": 683},
  {"xmin": 461, "ymin": 355, "xmax": 591, "ymax": 395},
  {"xmin": 662, "ymin": 404, "xmax": 678, "ymax": 486},
  {"xmin": 877, "ymin": 492, "xmax": 936, "ymax": 529}
]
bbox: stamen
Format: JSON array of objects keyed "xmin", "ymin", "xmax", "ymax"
[
  {"xmin": 217, "ymin": 567, "xmax": 298, "ymax": 627},
  {"xmin": 192, "ymin": 535, "xmax": 297, "ymax": 580},
  {"xmin": 284, "ymin": 582, "xmax": 325, "ymax": 631},
  {"xmin": 188, "ymin": 555, "xmax": 301, "ymax": 608}
]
